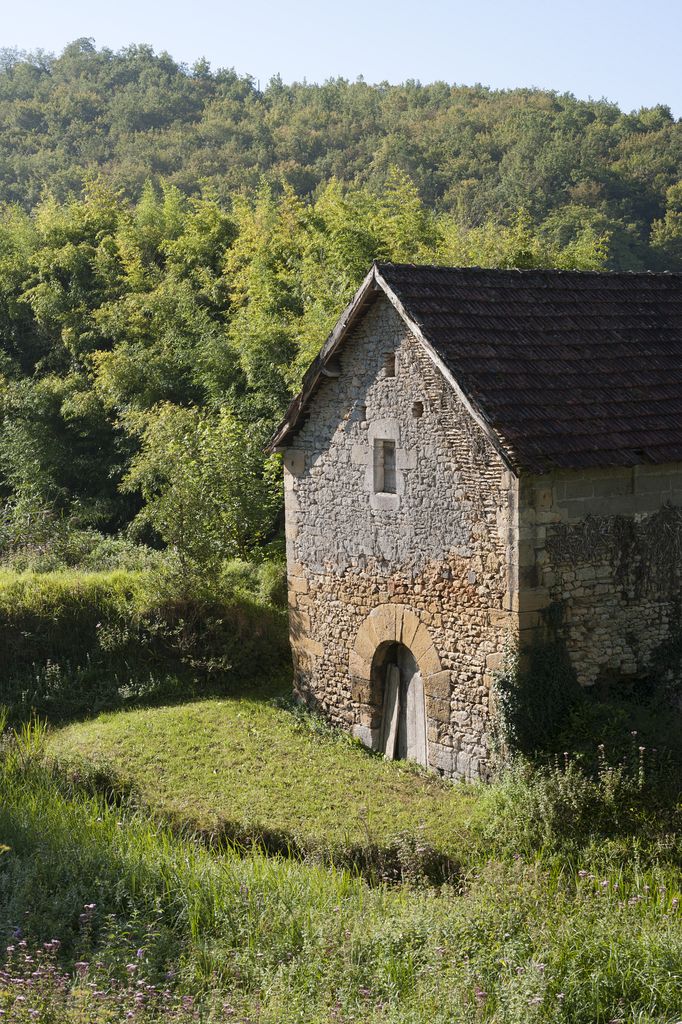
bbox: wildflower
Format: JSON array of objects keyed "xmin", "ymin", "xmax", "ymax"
[
  {"xmin": 125, "ymin": 963, "xmax": 137, "ymax": 974},
  {"xmin": 74, "ymin": 962, "xmax": 89, "ymax": 974},
  {"xmin": 136, "ymin": 948, "xmax": 145, "ymax": 958},
  {"xmin": 474, "ymin": 986, "xmax": 487, "ymax": 1004}
]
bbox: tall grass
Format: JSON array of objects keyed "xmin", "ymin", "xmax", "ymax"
[
  {"xmin": 0, "ymin": 724, "xmax": 680, "ymax": 1023},
  {"xmin": 0, "ymin": 562, "xmax": 289, "ymax": 723}
]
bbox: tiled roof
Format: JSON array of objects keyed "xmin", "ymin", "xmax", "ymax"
[{"xmin": 271, "ymin": 262, "xmax": 682, "ymax": 474}]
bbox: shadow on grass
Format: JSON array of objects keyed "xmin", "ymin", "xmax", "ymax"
[
  {"xmin": 3, "ymin": 662, "xmax": 293, "ymax": 731},
  {"xmin": 45, "ymin": 750, "xmax": 462, "ymax": 888},
  {"xmin": 185, "ymin": 818, "xmax": 462, "ymax": 887}
]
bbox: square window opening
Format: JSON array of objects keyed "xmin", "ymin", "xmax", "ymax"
[{"xmin": 374, "ymin": 439, "xmax": 397, "ymax": 493}]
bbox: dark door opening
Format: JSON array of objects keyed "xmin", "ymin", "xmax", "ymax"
[{"xmin": 379, "ymin": 644, "xmax": 427, "ymax": 766}]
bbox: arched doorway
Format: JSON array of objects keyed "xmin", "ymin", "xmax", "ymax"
[
  {"xmin": 349, "ymin": 603, "xmax": 444, "ymax": 766},
  {"xmin": 376, "ymin": 642, "xmax": 427, "ymax": 766}
]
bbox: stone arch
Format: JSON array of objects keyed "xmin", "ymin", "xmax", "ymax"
[{"xmin": 349, "ymin": 603, "xmax": 451, "ymax": 755}]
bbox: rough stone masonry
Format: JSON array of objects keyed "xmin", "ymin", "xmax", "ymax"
[
  {"xmin": 272, "ymin": 263, "xmax": 682, "ymax": 780},
  {"xmin": 282, "ymin": 295, "xmax": 516, "ymax": 781}
]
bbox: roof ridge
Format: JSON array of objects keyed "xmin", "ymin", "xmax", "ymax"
[{"xmin": 374, "ymin": 260, "xmax": 682, "ymax": 278}]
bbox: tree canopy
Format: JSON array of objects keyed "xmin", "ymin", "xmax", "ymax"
[
  {"xmin": 0, "ymin": 42, "xmax": 679, "ymax": 270},
  {"xmin": 0, "ymin": 41, "xmax": 679, "ymax": 565}
]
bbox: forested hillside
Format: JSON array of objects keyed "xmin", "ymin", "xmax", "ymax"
[
  {"xmin": 0, "ymin": 38, "xmax": 681, "ymax": 566},
  {"xmin": 0, "ymin": 38, "xmax": 681, "ymax": 269}
]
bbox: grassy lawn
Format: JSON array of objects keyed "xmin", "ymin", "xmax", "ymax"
[
  {"xmin": 49, "ymin": 690, "xmax": 478, "ymax": 868},
  {"xmin": 2, "ymin": 709, "xmax": 680, "ymax": 1023}
]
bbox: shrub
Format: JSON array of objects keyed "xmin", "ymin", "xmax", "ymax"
[
  {"xmin": 494, "ymin": 639, "xmax": 583, "ymax": 756},
  {"xmin": 255, "ymin": 559, "xmax": 287, "ymax": 608},
  {"xmin": 0, "ymin": 567, "xmax": 289, "ymax": 723},
  {"xmin": 121, "ymin": 404, "xmax": 281, "ymax": 575},
  {"xmin": 2, "ymin": 527, "xmax": 164, "ymax": 574},
  {"xmin": 475, "ymin": 749, "xmax": 681, "ymax": 863}
]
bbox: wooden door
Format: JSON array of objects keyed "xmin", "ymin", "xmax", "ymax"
[
  {"xmin": 400, "ymin": 647, "xmax": 427, "ymax": 766},
  {"xmin": 380, "ymin": 664, "xmax": 400, "ymax": 760},
  {"xmin": 380, "ymin": 650, "xmax": 427, "ymax": 766}
]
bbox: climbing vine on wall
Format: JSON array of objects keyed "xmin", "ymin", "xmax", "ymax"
[{"xmin": 546, "ymin": 504, "xmax": 682, "ymax": 600}]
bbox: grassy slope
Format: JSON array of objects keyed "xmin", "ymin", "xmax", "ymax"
[
  {"xmin": 3, "ymin": 711, "xmax": 680, "ymax": 1023},
  {"xmin": 49, "ymin": 694, "xmax": 477, "ymax": 863}
]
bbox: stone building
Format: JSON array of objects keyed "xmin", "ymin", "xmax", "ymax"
[{"xmin": 270, "ymin": 262, "xmax": 682, "ymax": 780}]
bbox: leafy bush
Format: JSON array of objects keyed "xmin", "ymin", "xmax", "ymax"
[
  {"xmin": 494, "ymin": 639, "xmax": 583, "ymax": 755},
  {"xmin": 475, "ymin": 750, "xmax": 681, "ymax": 863},
  {"xmin": 0, "ymin": 566, "xmax": 289, "ymax": 723},
  {"xmin": 2, "ymin": 526, "xmax": 164, "ymax": 574},
  {"xmin": 121, "ymin": 405, "xmax": 281, "ymax": 575}
]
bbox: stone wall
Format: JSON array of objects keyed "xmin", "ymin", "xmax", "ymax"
[
  {"xmin": 519, "ymin": 464, "xmax": 682, "ymax": 692},
  {"xmin": 283, "ymin": 294, "xmax": 518, "ymax": 780}
]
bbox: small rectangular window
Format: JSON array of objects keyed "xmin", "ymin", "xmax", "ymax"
[
  {"xmin": 384, "ymin": 353, "xmax": 396, "ymax": 378},
  {"xmin": 374, "ymin": 439, "xmax": 396, "ymax": 493}
]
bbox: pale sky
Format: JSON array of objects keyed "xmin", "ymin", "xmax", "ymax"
[{"xmin": 2, "ymin": 0, "xmax": 681, "ymax": 117}]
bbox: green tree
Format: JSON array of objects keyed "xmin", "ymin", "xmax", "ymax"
[
  {"xmin": 650, "ymin": 182, "xmax": 682, "ymax": 269},
  {"xmin": 121, "ymin": 404, "xmax": 280, "ymax": 573}
]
